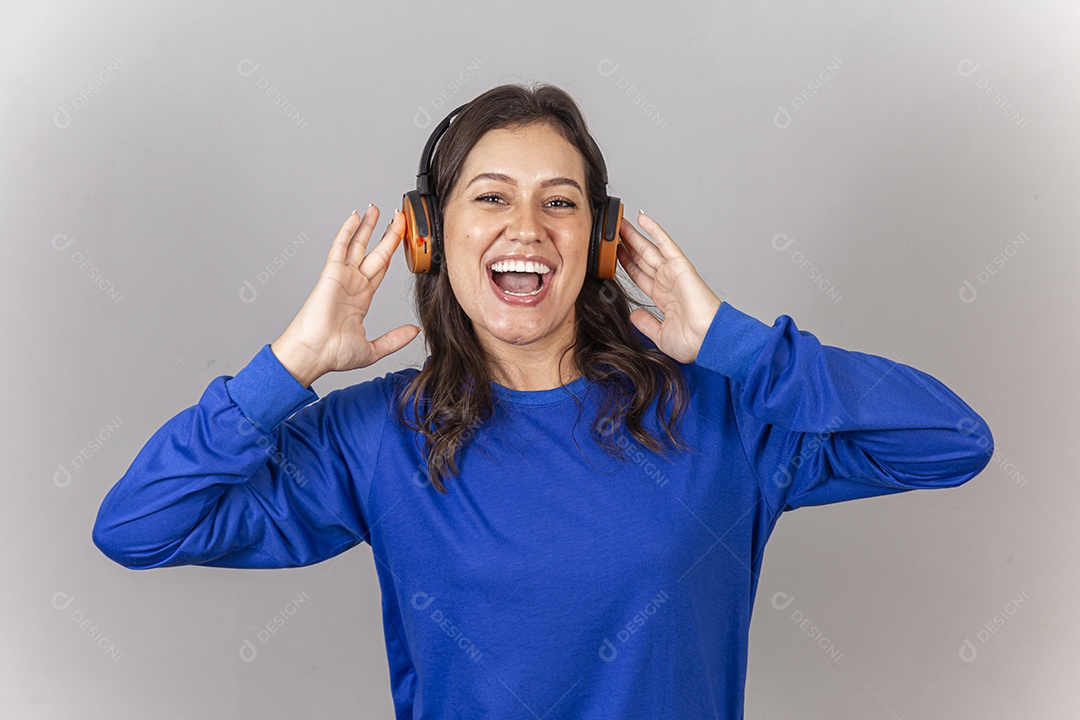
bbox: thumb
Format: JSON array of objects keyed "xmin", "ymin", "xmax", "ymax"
[
  {"xmin": 367, "ymin": 324, "xmax": 423, "ymax": 365},
  {"xmin": 629, "ymin": 308, "xmax": 662, "ymax": 347}
]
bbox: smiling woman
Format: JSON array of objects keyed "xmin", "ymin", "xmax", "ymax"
[
  {"xmin": 399, "ymin": 85, "xmax": 691, "ymax": 493},
  {"xmin": 93, "ymin": 81, "xmax": 994, "ymax": 720}
]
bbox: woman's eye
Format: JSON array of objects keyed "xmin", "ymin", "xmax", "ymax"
[
  {"xmin": 475, "ymin": 193, "xmax": 503, "ymax": 204},
  {"xmin": 548, "ymin": 198, "xmax": 577, "ymax": 209}
]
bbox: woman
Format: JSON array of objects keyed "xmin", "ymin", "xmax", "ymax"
[{"xmin": 94, "ymin": 83, "xmax": 994, "ymax": 719}]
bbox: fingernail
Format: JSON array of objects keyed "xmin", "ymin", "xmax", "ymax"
[{"xmin": 638, "ymin": 208, "xmax": 645, "ymax": 216}]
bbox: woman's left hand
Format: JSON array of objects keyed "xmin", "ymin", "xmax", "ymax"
[{"xmin": 616, "ymin": 211, "xmax": 722, "ymax": 364}]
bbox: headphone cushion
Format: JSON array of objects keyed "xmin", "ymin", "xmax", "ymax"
[
  {"xmin": 593, "ymin": 197, "xmax": 623, "ymax": 281},
  {"xmin": 402, "ymin": 191, "xmax": 436, "ymax": 274},
  {"xmin": 589, "ymin": 198, "xmax": 618, "ymax": 278}
]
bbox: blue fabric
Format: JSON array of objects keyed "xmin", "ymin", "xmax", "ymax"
[{"xmin": 93, "ymin": 301, "xmax": 994, "ymax": 719}]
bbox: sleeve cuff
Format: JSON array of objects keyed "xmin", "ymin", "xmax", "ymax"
[
  {"xmin": 225, "ymin": 343, "xmax": 320, "ymax": 432},
  {"xmin": 694, "ymin": 301, "xmax": 775, "ymax": 383}
]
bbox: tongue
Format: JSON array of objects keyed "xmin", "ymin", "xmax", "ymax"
[{"xmin": 493, "ymin": 271, "xmax": 541, "ymax": 294}]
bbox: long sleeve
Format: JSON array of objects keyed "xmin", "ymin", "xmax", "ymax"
[
  {"xmin": 92, "ymin": 343, "xmax": 389, "ymax": 570},
  {"xmin": 694, "ymin": 301, "xmax": 994, "ymax": 519}
]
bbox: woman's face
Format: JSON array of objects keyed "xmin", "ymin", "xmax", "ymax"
[{"xmin": 441, "ymin": 121, "xmax": 593, "ymax": 356}]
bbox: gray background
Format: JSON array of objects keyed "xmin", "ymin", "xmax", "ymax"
[{"xmin": 3, "ymin": 0, "xmax": 1076, "ymax": 717}]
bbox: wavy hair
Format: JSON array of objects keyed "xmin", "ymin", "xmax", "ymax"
[{"xmin": 395, "ymin": 82, "xmax": 689, "ymax": 493}]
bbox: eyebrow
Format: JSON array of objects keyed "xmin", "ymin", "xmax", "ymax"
[{"xmin": 464, "ymin": 172, "xmax": 583, "ymax": 194}]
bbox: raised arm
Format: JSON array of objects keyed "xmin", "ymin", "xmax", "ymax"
[
  {"xmin": 92, "ymin": 345, "xmax": 390, "ymax": 568},
  {"xmin": 93, "ymin": 206, "xmax": 421, "ymax": 568},
  {"xmin": 616, "ymin": 210, "xmax": 994, "ymax": 520},
  {"xmin": 695, "ymin": 302, "xmax": 994, "ymax": 518}
]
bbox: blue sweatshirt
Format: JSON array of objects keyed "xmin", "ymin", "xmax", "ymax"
[{"xmin": 92, "ymin": 301, "xmax": 994, "ymax": 719}]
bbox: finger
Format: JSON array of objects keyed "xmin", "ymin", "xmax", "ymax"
[
  {"xmin": 617, "ymin": 224, "xmax": 657, "ymax": 276},
  {"xmin": 358, "ymin": 209, "xmax": 404, "ymax": 286},
  {"xmin": 326, "ymin": 207, "xmax": 370, "ymax": 266},
  {"xmin": 636, "ymin": 211, "xmax": 685, "ymax": 262},
  {"xmin": 366, "ymin": 323, "xmax": 423, "ymax": 365},
  {"xmin": 343, "ymin": 204, "xmax": 382, "ymax": 267},
  {"xmin": 616, "ymin": 242, "xmax": 655, "ymax": 297},
  {"xmin": 629, "ymin": 308, "xmax": 663, "ymax": 346},
  {"xmin": 618, "ymin": 216, "xmax": 664, "ymax": 270}
]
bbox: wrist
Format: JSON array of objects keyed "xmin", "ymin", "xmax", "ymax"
[
  {"xmin": 693, "ymin": 297, "xmax": 723, "ymax": 351},
  {"xmin": 269, "ymin": 337, "xmax": 324, "ymax": 388}
]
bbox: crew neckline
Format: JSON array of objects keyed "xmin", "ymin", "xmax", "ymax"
[{"xmin": 490, "ymin": 374, "xmax": 591, "ymax": 405}]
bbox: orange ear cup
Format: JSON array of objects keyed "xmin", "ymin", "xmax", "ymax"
[
  {"xmin": 594, "ymin": 200, "xmax": 624, "ymax": 281},
  {"xmin": 401, "ymin": 191, "xmax": 434, "ymax": 274}
]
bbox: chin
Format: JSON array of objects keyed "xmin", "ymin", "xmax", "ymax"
[{"xmin": 484, "ymin": 319, "xmax": 550, "ymax": 346}]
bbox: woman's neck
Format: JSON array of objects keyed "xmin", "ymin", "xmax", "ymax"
[
  {"xmin": 480, "ymin": 324, "xmax": 581, "ymax": 392},
  {"xmin": 492, "ymin": 357, "xmax": 581, "ymax": 391}
]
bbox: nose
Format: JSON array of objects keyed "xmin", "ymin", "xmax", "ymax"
[{"xmin": 506, "ymin": 201, "xmax": 544, "ymax": 243}]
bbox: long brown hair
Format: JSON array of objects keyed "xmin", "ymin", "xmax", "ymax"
[{"xmin": 395, "ymin": 82, "xmax": 690, "ymax": 492}]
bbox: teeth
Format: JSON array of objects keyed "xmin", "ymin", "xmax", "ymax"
[
  {"xmin": 489, "ymin": 259, "xmax": 552, "ymax": 274},
  {"xmin": 504, "ymin": 286, "xmax": 544, "ymax": 296}
]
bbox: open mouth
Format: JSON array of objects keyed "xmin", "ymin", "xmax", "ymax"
[{"xmin": 488, "ymin": 258, "xmax": 553, "ymax": 299}]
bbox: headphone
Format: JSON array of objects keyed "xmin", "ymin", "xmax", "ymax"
[{"xmin": 400, "ymin": 101, "xmax": 625, "ymax": 280}]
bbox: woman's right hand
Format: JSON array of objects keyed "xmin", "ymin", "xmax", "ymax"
[{"xmin": 270, "ymin": 205, "xmax": 422, "ymax": 387}]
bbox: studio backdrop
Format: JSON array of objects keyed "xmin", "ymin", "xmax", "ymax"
[{"xmin": 2, "ymin": 0, "xmax": 1076, "ymax": 718}]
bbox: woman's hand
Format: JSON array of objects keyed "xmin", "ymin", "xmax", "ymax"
[
  {"xmin": 271, "ymin": 206, "xmax": 421, "ymax": 387},
  {"xmin": 616, "ymin": 211, "xmax": 722, "ymax": 364}
]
